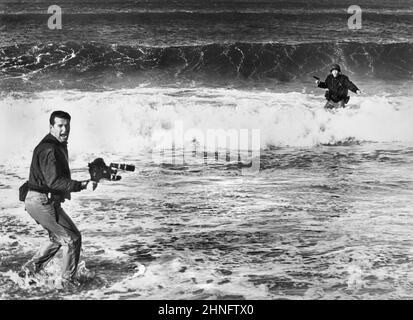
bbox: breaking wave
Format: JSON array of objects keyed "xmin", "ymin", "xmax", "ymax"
[
  {"xmin": 0, "ymin": 87, "xmax": 412, "ymax": 170},
  {"xmin": 1, "ymin": 41, "xmax": 412, "ymax": 91}
]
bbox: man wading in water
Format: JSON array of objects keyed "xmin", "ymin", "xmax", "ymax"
[
  {"xmin": 315, "ymin": 64, "xmax": 362, "ymax": 109},
  {"xmin": 20, "ymin": 111, "xmax": 97, "ymax": 287}
]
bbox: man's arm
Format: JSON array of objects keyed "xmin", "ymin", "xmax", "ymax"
[
  {"xmin": 317, "ymin": 76, "xmax": 329, "ymax": 89},
  {"xmin": 38, "ymin": 148, "xmax": 83, "ymax": 193},
  {"xmin": 344, "ymin": 76, "xmax": 360, "ymax": 93}
]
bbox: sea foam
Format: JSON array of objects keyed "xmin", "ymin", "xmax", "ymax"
[{"xmin": 0, "ymin": 87, "xmax": 412, "ymax": 170}]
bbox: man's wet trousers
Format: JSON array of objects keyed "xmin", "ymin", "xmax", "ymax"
[{"xmin": 24, "ymin": 190, "xmax": 81, "ymax": 280}]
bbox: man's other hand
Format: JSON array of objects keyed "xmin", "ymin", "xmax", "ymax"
[
  {"xmin": 89, "ymin": 181, "xmax": 98, "ymax": 191},
  {"xmin": 81, "ymin": 180, "xmax": 98, "ymax": 191}
]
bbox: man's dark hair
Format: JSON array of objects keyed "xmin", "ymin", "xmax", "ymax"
[{"xmin": 49, "ymin": 111, "xmax": 71, "ymax": 125}]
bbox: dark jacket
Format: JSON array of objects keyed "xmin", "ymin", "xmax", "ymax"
[
  {"xmin": 28, "ymin": 133, "xmax": 82, "ymax": 201},
  {"xmin": 318, "ymin": 74, "xmax": 359, "ymax": 102}
]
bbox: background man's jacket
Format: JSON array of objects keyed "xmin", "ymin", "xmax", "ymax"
[{"xmin": 318, "ymin": 74, "xmax": 359, "ymax": 102}]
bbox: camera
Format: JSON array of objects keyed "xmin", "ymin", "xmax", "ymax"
[{"xmin": 110, "ymin": 162, "xmax": 135, "ymax": 172}]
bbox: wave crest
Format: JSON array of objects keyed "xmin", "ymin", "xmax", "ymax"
[
  {"xmin": 1, "ymin": 88, "xmax": 412, "ymax": 170},
  {"xmin": 1, "ymin": 42, "xmax": 412, "ymax": 90}
]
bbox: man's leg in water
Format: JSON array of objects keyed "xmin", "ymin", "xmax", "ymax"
[
  {"xmin": 31, "ymin": 231, "xmax": 61, "ymax": 271},
  {"xmin": 324, "ymin": 100, "xmax": 336, "ymax": 109},
  {"xmin": 324, "ymin": 100, "xmax": 346, "ymax": 109},
  {"xmin": 54, "ymin": 204, "xmax": 82, "ymax": 280},
  {"xmin": 24, "ymin": 190, "xmax": 82, "ymax": 280}
]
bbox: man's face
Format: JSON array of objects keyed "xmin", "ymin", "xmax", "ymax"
[
  {"xmin": 332, "ymin": 69, "xmax": 339, "ymax": 77},
  {"xmin": 50, "ymin": 117, "xmax": 70, "ymax": 143}
]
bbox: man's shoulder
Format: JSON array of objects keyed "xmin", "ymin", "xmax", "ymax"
[
  {"xmin": 34, "ymin": 145, "xmax": 55, "ymax": 159},
  {"xmin": 34, "ymin": 138, "xmax": 57, "ymax": 154}
]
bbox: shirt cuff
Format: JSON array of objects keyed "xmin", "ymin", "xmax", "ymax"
[{"xmin": 72, "ymin": 181, "xmax": 83, "ymax": 192}]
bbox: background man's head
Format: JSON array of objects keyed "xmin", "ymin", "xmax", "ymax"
[
  {"xmin": 330, "ymin": 64, "xmax": 341, "ymax": 77},
  {"xmin": 49, "ymin": 110, "xmax": 71, "ymax": 143}
]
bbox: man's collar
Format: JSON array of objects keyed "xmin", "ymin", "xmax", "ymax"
[{"xmin": 43, "ymin": 133, "xmax": 68, "ymax": 146}]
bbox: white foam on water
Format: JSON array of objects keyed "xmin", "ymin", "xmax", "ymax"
[
  {"xmin": 1, "ymin": 87, "xmax": 412, "ymax": 300},
  {"xmin": 80, "ymin": 255, "xmax": 272, "ymax": 300},
  {"xmin": 0, "ymin": 87, "xmax": 412, "ymax": 170}
]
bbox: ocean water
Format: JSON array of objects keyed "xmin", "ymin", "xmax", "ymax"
[{"xmin": 0, "ymin": 0, "xmax": 412, "ymax": 300}]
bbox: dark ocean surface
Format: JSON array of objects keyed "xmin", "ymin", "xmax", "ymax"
[
  {"xmin": 1, "ymin": 0, "xmax": 412, "ymax": 91},
  {"xmin": 0, "ymin": 1, "xmax": 412, "ymax": 300}
]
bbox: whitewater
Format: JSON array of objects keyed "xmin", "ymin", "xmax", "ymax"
[
  {"xmin": 1, "ymin": 88, "xmax": 412, "ymax": 164},
  {"xmin": 1, "ymin": 87, "xmax": 413, "ymax": 299},
  {"xmin": 1, "ymin": 0, "xmax": 413, "ymax": 300}
]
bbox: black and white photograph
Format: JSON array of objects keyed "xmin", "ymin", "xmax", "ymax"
[{"xmin": 0, "ymin": 0, "xmax": 412, "ymax": 304}]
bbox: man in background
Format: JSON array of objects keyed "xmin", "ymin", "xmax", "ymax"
[{"xmin": 316, "ymin": 64, "xmax": 362, "ymax": 109}]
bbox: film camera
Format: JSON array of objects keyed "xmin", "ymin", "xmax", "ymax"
[{"xmin": 88, "ymin": 158, "xmax": 135, "ymax": 182}]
